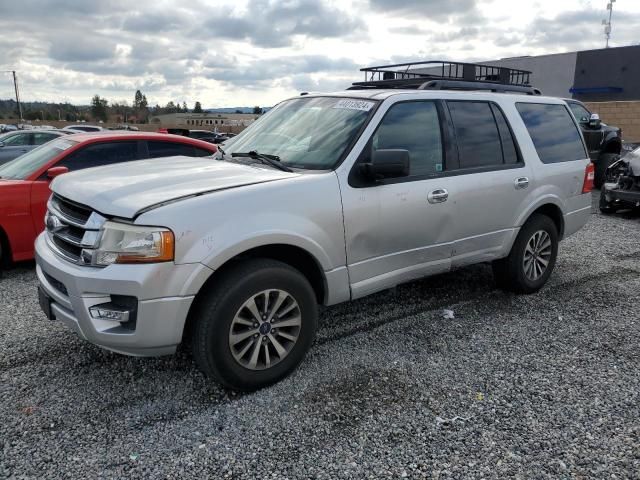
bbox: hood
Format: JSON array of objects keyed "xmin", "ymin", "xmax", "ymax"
[{"xmin": 51, "ymin": 156, "xmax": 299, "ymax": 218}]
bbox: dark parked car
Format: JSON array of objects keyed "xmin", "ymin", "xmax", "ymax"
[
  {"xmin": 566, "ymin": 99, "xmax": 622, "ymax": 188},
  {"xmin": 159, "ymin": 128, "xmax": 229, "ymax": 144},
  {"xmin": 61, "ymin": 124, "xmax": 104, "ymax": 133},
  {"xmin": 0, "ymin": 130, "xmax": 69, "ymax": 166}
]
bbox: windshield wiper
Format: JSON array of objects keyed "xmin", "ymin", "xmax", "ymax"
[{"xmin": 231, "ymin": 151, "xmax": 293, "ymax": 173}]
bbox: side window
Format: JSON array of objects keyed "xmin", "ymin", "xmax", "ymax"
[
  {"xmin": 490, "ymin": 104, "xmax": 520, "ymax": 165},
  {"xmin": 372, "ymin": 101, "xmax": 443, "ymax": 176},
  {"xmin": 3, "ymin": 133, "xmax": 31, "ymax": 146},
  {"xmin": 447, "ymin": 101, "xmax": 504, "ymax": 169},
  {"xmin": 516, "ymin": 103, "xmax": 587, "ymax": 164},
  {"xmin": 567, "ymin": 102, "xmax": 590, "ymax": 123},
  {"xmin": 58, "ymin": 142, "xmax": 139, "ymax": 171},
  {"xmin": 147, "ymin": 141, "xmax": 200, "ymax": 158},
  {"xmin": 194, "ymin": 147, "xmax": 213, "ymax": 157},
  {"xmin": 33, "ymin": 132, "xmax": 58, "ymax": 145}
]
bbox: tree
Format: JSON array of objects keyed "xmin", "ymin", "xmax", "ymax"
[
  {"xmin": 165, "ymin": 101, "xmax": 177, "ymax": 114},
  {"xmin": 134, "ymin": 90, "xmax": 143, "ymax": 109},
  {"xmin": 253, "ymin": 106, "xmax": 263, "ymax": 115},
  {"xmin": 193, "ymin": 101, "xmax": 203, "ymax": 113},
  {"xmin": 91, "ymin": 95, "xmax": 108, "ymax": 122},
  {"xmin": 182, "ymin": 101, "xmax": 188, "ymax": 113}
]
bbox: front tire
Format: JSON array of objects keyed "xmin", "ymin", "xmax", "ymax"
[
  {"xmin": 191, "ymin": 259, "xmax": 318, "ymax": 391},
  {"xmin": 492, "ymin": 214, "xmax": 559, "ymax": 294}
]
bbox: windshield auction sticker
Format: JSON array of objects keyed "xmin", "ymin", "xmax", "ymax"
[{"xmin": 333, "ymin": 99, "xmax": 375, "ymax": 112}]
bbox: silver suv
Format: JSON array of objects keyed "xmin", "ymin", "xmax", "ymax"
[{"xmin": 35, "ymin": 90, "xmax": 594, "ymax": 390}]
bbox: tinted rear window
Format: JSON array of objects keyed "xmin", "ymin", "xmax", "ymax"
[
  {"xmin": 516, "ymin": 103, "xmax": 587, "ymax": 164},
  {"xmin": 447, "ymin": 101, "xmax": 504, "ymax": 169}
]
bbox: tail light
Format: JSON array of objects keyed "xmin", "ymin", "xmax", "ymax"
[{"xmin": 582, "ymin": 163, "xmax": 595, "ymax": 193}]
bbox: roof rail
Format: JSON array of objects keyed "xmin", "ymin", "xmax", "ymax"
[{"xmin": 348, "ymin": 60, "xmax": 541, "ymax": 94}]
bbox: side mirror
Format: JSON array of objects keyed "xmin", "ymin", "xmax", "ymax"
[
  {"xmin": 588, "ymin": 113, "xmax": 601, "ymax": 129},
  {"xmin": 360, "ymin": 149, "xmax": 410, "ymax": 180},
  {"xmin": 46, "ymin": 166, "xmax": 69, "ymax": 179}
]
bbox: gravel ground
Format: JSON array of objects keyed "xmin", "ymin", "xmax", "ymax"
[{"xmin": 1, "ymin": 192, "xmax": 639, "ymax": 479}]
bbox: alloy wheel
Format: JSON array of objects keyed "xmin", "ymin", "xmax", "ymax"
[
  {"xmin": 228, "ymin": 289, "xmax": 302, "ymax": 370},
  {"xmin": 523, "ymin": 230, "xmax": 552, "ymax": 282}
]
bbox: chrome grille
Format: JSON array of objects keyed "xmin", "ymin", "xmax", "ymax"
[{"xmin": 45, "ymin": 195, "xmax": 106, "ymax": 265}]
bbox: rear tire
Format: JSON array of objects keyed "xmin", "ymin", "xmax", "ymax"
[
  {"xmin": 492, "ymin": 214, "xmax": 559, "ymax": 294},
  {"xmin": 594, "ymin": 153, "xmax": 619, "ymax": 189},
  {"xmin": 191, "ymin": 259, "xmax": 318, "ymax": 391},
  {"xmin": 599, "ymin": 188, "xmax": 618, "ymax": 214}
]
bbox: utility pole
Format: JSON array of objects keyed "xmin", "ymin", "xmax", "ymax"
[
  {"xmin": 2, "ymin": 70, "xmax": 24, "ymax": 121},
  {"xmin": 603, "ymin": 0, "xmax": 616, "ymax": 48},
  {"xmin": 12, "ymin": 71, "xmax": 23, "ymax": 121}
]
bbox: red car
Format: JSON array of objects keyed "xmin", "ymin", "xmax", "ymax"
[{"xmin": 0, "ymin": 132, "xmax": 217, "ymax": 264}]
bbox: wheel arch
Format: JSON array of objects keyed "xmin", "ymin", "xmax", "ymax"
[
  {"xmin": 182, "ymin": 243, "xmax": 328, "ymax": 342},
  {"xmin": 0, "ymin": 224, "xmax": 12, "ymax": 266},
  {"xmin": 515, "ymin": 198, "xmax": 565, "ymax": 241},
  {"xmin": 602, "ymin": 138, "xmax": 622, "ymax": 155},
  {"xmin": 530, "ymin": 203, "xmax": 565, "ymax": 239}
]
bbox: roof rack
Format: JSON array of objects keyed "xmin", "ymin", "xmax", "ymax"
[{"xmin": 348, "ymin": 60, "xmax": 542, "ymax": 95}]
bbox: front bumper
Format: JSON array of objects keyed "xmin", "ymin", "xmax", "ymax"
[
  {"xmin": 602, "ymin": 183, "xmax": 640, "ymax": 207},
  {"xmin": 34, "ymin": 233, "xmax": 212, "ymax": 356}
]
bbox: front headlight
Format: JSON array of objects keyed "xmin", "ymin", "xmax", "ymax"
[{"xmin": 93, "ymin": 221, "xmax": 175, "ymax": 266}]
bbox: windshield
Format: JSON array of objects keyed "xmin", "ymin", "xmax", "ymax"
[
  {"xmin": 0, "ymin": 138, "xmax": 77, "ymax": 180},
  {"xmin": 223, "ymin": 96, "xmax": 377, "ymax": 170}
]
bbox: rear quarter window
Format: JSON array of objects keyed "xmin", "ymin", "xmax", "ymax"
[{"xmin": 516, "ymin": 103, "xmax": 587, "ymax": 164}]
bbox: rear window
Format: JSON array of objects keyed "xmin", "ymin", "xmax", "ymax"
[
  {"xmin": 147, "ymin": 141, "xmax": 212, "ymax": 158},
  {"xmin": 516, "ymin": 103, "xmax": 587, "ymax": 164},
  {"xmin": 447, "ymin": 101, "xmax": 513, "ymax": 169}
]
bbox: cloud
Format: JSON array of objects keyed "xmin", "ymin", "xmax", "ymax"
[
  {"xmin": 369, "ymin": 0, "xmax": 478, "ymax": 19},
  {"xmin": 48, "ymin": 36, "xmax": 117, "ymax": 63},
  {"xmin": 204, "ymin": 0, "xmax": 367, "ymax": 47},
  {"xmin": 205, "ymin": 55, "xmax": 359, "ymax": 88}
]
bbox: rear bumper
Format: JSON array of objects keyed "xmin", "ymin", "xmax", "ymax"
[
  {"xmin": 34, "ymin": 233, "xmax": 212, "ymax": 356},
  {"xmin": 563, "ymin": 194, "xmax": 592, "ymax": 239}
]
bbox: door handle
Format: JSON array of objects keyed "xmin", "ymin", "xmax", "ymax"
[
  {"xmin": 428, "ymin": 188, "xmax": 449, "ymax": 204},
  {"xmin": 514, "ymin": 177, "xmax": 529, "ymax": 189}
]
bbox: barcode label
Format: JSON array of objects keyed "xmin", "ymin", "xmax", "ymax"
[{"xmin": 333, "ymin": 99, "xmax": 375, "ymax": 112}]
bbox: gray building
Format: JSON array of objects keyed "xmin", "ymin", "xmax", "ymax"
[
  {"xmin": 149, "ymin": 112, "xmax": 258, "ymax": 128},
  {"xmin": 485, "ymin": 45, "xmax": 640, "ymax": 102},
  {"xmin": 408, "ymin": 45, "xmax": 640, "ymax": 102}
]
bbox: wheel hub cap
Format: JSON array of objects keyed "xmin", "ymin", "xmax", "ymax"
[
  {"xmin": 523, "ymin": 230, "xmax": 552, "ymax": 282},
  {"xmin": 228, "ymin": 289, "xmax": 302, "ymax": 371}
]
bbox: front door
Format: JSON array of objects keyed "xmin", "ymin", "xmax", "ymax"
[
  {"xmin": 567, "ymin": 101, "xmax": 602, "ymax": 159},
  {"xmin": 339, "ymin": 100, "xmax": 456, "ymax": 299}
]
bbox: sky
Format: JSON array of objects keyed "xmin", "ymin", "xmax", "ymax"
[{"xmin": 0, "ymin": 0, "xmax": 639, "ymax": 108}]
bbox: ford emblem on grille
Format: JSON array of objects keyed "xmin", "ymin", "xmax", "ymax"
[{"xmin": 46, "ymin": 213, "xmax": 65, "ymax": 233}]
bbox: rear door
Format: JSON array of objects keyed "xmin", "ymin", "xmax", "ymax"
[{"xmin": 442, "ymin": 100, "xmax": 533, "ymax": 267}]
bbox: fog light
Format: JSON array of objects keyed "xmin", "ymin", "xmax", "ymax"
[{"xmin": 89, "ymin": 303, "xmax": 131, "ymax": 322}]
